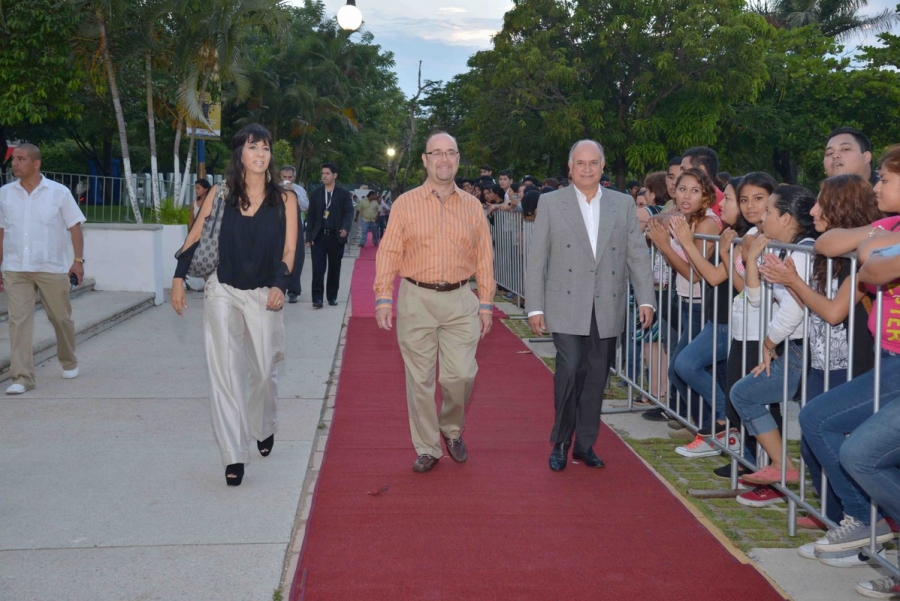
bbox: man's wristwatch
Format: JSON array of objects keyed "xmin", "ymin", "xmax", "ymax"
[{"xmin": 74, "ymin": 258, "xmax": 85, "ymax": 264}]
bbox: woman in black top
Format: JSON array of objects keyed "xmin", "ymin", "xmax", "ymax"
[{"xmin": 171, "ymin": 124, "xmax": 299, "ymax": 486}]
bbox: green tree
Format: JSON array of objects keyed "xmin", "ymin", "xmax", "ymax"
[
  {"xmin": 0, "ymin": 0, "xmax": 86, "ymax": 162},
  {"xmin": 749, "ymin": 0, "xmax": 899, "ymax": 39},
  {"xmin": 428, "ymin": 0, "xmax": 774, "ymax": 186}
]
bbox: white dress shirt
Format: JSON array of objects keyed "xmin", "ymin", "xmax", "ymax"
[
  {"xmin": 574, "ymin": 186, "xmax": 603, "ymax": 258},
  {"xmin": 291, "ymin": 183, "xmax": 310, "ymax": 212},
  {"xmin": 0, "ymin": 175, "xmax": 86, "ymax": 273}
]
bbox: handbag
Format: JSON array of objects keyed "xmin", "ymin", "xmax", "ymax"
[{"xmin": 187, "ymin": 182, "xmax": 227, "ymax": 278}]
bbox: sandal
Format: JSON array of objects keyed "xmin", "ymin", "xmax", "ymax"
[
  {"xmin": 225, "ymin": 463, "xmax": 244, "ymax": 486},
  {"xmin": 257, "ymin": 434, "xmax": 275, "ymax": 457}
]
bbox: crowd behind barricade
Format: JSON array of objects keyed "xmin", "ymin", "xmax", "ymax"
[{"xmin": 479, "ymin": 128, "xmax": 900, "ymax": 599}]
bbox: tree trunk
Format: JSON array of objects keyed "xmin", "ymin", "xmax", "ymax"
[
  {"xmin": 98, "ymin": 13, "xmax": 142, "ymax": 223},
  {"xmin": 173, "ymin": 114, "xmax": 184, "ymax": 206},
  {"xmin": 178, "ymin": 134, "xmax": 196, "ymax": 208},
  {"xmin": 145, "ymin": 51, "xmax": 161, "ymax": 219}
]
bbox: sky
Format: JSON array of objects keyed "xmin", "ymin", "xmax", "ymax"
[{"xmin": 308, "ymin": 0, "xmax": 898, "ymax": 98}]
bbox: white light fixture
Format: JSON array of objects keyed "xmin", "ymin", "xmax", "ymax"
[
  {"xmin": 337, "ymin": 0, "xmax": 362, "ymax": 31},
  {"xmin": 386, "ymin": 147, "xmax": 396, "ymax": 158}
]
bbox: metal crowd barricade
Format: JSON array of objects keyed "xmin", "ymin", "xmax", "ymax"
[
  {"xmin": 613, "ymin": 232, "xmax": 900, "ymax": 579},
  {"xmin": 489, "ymin": 210, "xmax": 533, "ymax": 306},
  {"xmin": 489, "ymin": 210, "xmax": 899, "ymax": 578}
]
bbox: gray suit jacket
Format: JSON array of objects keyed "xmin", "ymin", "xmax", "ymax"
[{"xmin": 524, "ymin": 186, "xmax": 656, "ymax": 337}]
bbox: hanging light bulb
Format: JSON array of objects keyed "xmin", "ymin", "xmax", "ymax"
[{"xmin": 337, "ymin": 0, "xmax": 362, "ymax": 31}]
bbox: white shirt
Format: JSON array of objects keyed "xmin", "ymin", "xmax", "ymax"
[
  {"xmin": 291, "ymin": 183, "xmax": 310, "ymax": 212},
  {"xmin": 0, "ymin": 175, "xmax": 86, "ymax": 273},
  {"xmin": 574, "ymin": 185, "xmax": 602, "ymax": 258}
]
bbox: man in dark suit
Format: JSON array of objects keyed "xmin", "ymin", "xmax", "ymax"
[
  {"xmin": 306, "ymin": 162, "xmax": 354, "ymax": 308},
  {"xmin": 525, "ymin": 140, "xmax": 656, "ymax": 471}
]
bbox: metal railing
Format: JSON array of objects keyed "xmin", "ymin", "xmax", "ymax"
[
  {"xmin": 491, "ymin": 210, "xmax": 900, "ymax": 578},
  {"xmin": 2, "ymin": 171, "xmax": 225, "ymax": 223}
]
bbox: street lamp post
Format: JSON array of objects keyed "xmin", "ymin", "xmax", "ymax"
[{"xmin": 337, "ymin": 0, "xmax": 362, "ymax": 31}]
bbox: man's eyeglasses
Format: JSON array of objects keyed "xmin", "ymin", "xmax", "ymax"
[{"xmin": 424, "ymin": 150, "xmax": 459, "ymax": 159}]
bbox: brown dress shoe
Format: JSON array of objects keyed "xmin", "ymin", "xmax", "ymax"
[
  {"xmin": 443, "ymin": 436, "xmax": 468, "ymax": 463},
  {"xmin": 412, "ymin": 455, "xmax": 439, "ymax": 473}
]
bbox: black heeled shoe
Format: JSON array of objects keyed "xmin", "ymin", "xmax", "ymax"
[
  {"xmin": 257, "ymin": 434, "xmax": 274, "ymax": 457},
  {"xmin": 225, "ymin": 463, "xmax": 244, "ymax": 486}
]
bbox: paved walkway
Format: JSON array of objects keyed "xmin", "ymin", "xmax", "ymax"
[{"xmin": 0, "ymin": 252, "xmax": 354, "ymax": 600}]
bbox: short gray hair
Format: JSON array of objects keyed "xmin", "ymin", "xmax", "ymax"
[
  {"xmin": 424, "ymin": 130, "xmax": 458, "ymax": 152},
  {"xmin": 568, "ymin": 139, "xmax": 604, "ymax": 163},
  {"xmin": 16, "ymin": 143, "xmax": 41, "ymax": 161},
  {"xmin": 280, "ymin": 165, "xmax": 296, "ymax": 175}
]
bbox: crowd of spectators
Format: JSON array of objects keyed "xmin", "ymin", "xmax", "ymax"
[{"xmin": 480, "ymin": 128, "xmax": 900, "ymax": 599}]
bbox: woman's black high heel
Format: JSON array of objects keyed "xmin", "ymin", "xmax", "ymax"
[
  {"xmin": 257, "ymin": 434, "xmax": 274, "ymax": 457},
  {"xmin": 225, "ymin": 463, "xmax": 244, "ymax": 486}
]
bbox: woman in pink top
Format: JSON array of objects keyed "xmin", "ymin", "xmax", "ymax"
[{"xmin": 798, "ymin": 146, "xmax": 900, "ymax": 554}]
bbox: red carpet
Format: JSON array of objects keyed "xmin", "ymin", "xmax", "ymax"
[{"xmin": 292, "ymin": 247, "xmax": 784, "ymax": 600}]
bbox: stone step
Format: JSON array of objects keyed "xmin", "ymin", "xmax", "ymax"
[{"xmin": 0, "ymin": 287, "xmax": 156, "ymax": 383}]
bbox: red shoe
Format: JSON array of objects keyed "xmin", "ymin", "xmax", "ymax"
[
  {"xmin": 736, "ymin": 485, "xmax": 786, "ymax": 507},
  {"xmin": 797, "ymin": 515, "xmax": 827, "ymax": 531},
  {"xmin": 887, "ymin": 516, "xmax": 899, "ymax": 534},
  {"xmin": 742, "ymin": 465, "xmax": 799, "ymax": 485}
]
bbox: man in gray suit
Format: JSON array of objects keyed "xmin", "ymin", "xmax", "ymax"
[{"xmin": 525, "ymin": 140, "xmax": 656, "ymax": 471}]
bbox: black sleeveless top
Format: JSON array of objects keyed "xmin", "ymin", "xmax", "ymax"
[{"xmin": 217, "ymin": 201, "xmax": 290, "ymax": 291}]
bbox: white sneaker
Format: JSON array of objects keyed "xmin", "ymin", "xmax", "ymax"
[
  {"xmin": 675, "ymin": 434, "xmax": 719, "ymax": 458},
  {"xmin": 5, "ymin": 383, "xmax": 28, "ymax": 395},
  {"xmin": 820, "ymin": 546, "xmax": 886, "ymax": 568},
  {"xmin": 62, "ymin": 366, "xmax": 79, "ymax": 379}
]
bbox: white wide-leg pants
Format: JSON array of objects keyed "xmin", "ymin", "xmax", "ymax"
[{"xmin": 204, "ymin": 274, "xmax": 285, "ymax": 467}]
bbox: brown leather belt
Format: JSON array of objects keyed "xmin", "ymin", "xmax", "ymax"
[{"xmin": 404, "ymin": 277, "xmax": 468, "ymax": 292}]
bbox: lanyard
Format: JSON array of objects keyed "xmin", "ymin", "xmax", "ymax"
[{"xmin": 325, "ymin": 191, "xmax": 332, "ymax": 211}]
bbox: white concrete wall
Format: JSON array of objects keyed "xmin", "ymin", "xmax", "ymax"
[
  {"xmin": 83, "ymin": 224, "xmax": 164, "ymax": 305},
  {"xmin": 161, "ymin": 225, "xmax": 187, "ymax": 283}
]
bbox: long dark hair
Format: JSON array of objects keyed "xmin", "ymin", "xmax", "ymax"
[
  {"xmin": 726, "ymin": 176, "xmax": 753, "ymax": 236},
  {"xmin": 812, "ymin": 175, "xmax": 882, "ymax": 292},
  {"xmin": 225, "ymin": 124, "xmax": 282, "ymax": 211},
  {"xmin": 770, "ymin": 185, "xmax": 818, "ymax": 244},
  {"xmin": 676, "ymin": 168, "xmax": 716, "ymax": 227}
]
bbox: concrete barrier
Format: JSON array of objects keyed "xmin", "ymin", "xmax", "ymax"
[{"xmin": 83, "ymin": 223, "xmax": 164, "ymax": 304}]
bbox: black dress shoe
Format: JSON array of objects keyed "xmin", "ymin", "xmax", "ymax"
[
  {"xmin": 549, "ymin": 442, "xmax": 569, "ymax": 471},
  {"xmin": 442, "ymin": 435, "xmax": 468, "ymax": 463},
  {"xmin": 572, "ymin": 447, "xmax": 605, "ymax": 468},
  {"xmin": 313, "ymin": 301, "xmax": 323, "ymax": 309},
  {"xmin": 328, "ymin": 299, "xmax": 338, "ymax": 306},
  {"xmin": 287, "ymin": 293, "xmax": 298, "ymax": 304},
  {"xmin": 412, "ymin": 455, "xmax": 439, "ymax": 473}
]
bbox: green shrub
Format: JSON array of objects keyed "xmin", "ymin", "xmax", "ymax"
[{"xmin": 157, "ymin": 198, "xmax": 191, "ymax": 225}]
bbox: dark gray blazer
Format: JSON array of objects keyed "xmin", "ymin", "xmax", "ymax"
[{"xmin": 524, "ymin": 185, "xmax": 656, "ymax": 337}]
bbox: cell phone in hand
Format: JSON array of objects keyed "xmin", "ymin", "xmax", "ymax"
[{"xmin": 69, "ymin": 273, "xmax": 79, "ymax": 289}]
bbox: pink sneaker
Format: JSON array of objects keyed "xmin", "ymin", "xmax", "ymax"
[
  {"xmin": 736, "ymin": 485, "xmax": 786, "ymax": 507},
  {"xmin": 797, "ymin": 515, "xmax": 827, "ymax": 531},
  {"xmin": 742, "ymin": 465, "xmax": 799, "ymax": 485}
]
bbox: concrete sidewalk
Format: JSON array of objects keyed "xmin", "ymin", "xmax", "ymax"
[{"xmin": 0, "ymin": 251, "xmax": 355, "ymax": 600}]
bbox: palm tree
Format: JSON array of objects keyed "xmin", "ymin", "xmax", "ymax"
[
  {"xmin": 750, "ymin": 0, "xmax": 900, "ymax": 39},
  {"xmin": 71, "ymin": 0, "xmax": 144, "ymax": 222},
  {"xmin": 168, "ymin": 0, "xmax": 286, "ymax": 205}
]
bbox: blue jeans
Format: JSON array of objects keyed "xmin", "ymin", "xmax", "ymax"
[
  {"xmin": 667, "ymin": 300, "xmax": 704, "ymax": 420},
  {"xmin": 359, "ymin": 220, "xmax": 380, "ymax": 247},
  {"xmin": 799, "ymin": 352, "xmax": 900, "ymax": 524},
  {"xmin": 729, "ymin": 341, "xmax": 803, "ymax": 436},
  {"xmin": 672, "ymin": 321, "xmax": 729, "ymax": 422},
  {"xmin": 840, "ymin": 399, "xmax": 900, "ymax": 523},
  {"xmin": 802, "ymin": 367, "xmax": 850, "ymax": 523}
]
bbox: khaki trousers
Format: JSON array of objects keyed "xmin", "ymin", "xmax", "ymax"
[
  {"xmin": 396, "ymin": 279, "xmax": 481, "ymax": 458},
  {"xmin": 204, "ymin": 274, "xmax": 284, "ymax": 467},
  {"xmin": 4, "ymin": 271, "xmax": 77, "ymax": 387}
]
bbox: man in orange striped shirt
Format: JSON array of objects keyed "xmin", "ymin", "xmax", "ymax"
[{"xmin": 374, "ymin": 130, "xmax": 496, "ymax": 473}]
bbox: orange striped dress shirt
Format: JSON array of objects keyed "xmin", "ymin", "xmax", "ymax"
[{"xmin": 374, "ymin": 181, "xmax": 496, "ymax": 313}]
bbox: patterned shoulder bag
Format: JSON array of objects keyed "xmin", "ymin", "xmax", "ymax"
[{"xmin": 187, "ymin": 182, "xmax": 228, "ymax": 278}]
